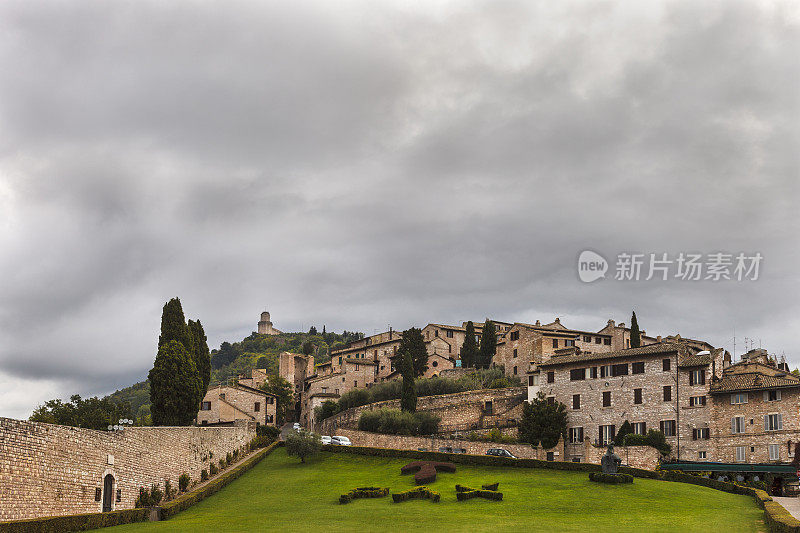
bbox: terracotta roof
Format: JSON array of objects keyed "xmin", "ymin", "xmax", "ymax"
[
  {"xmin": 678, "ymin": 354, "xmax": 713, "ymax": 368},
  {"xmin": 305, "ymin": 371, "xmax": 345, "ymax": 384},
  {"xmin": 515, "ymin": 322, "xmax": 611, "ymax": 338},
  {"xmin": 538, "ymin": 343, "xmax": 685, "ymax": 367},
  {"xmin": 710, "ymin": 369, "xmax": 800, "ymax": 394}
]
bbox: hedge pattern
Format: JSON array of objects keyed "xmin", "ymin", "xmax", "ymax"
[
  {"xmin": 400, "ymin": 461, "xmax": 456, "ymax": 485},
  {"xmin": 0, "ymin": 508, "xmax": 150, "ymax": 533},
  {"xmin": 589, "ymin": 472, "xmax": 633, "ymax": 484},
  {"xmin": 391, "ymin": 486, "xmax": 440, "ymax": 503},
  {"xmin": 339, "ymin": 487, "xmax": 389, "ymax": 504},
  {"xmin": 454, "ymin": 484, "xmax": 503, "ymax": 501},
  {"xmin": 324, "ymin": 444, "xmax": 800, "ymax": 532}
]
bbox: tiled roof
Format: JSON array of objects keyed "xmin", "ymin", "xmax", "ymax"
[
  {"xmin": 677, "ymin": 354, "xmax": 712, "ymax": 368},
  {"xmin": 538, "ymin": 343, "xmax": 685, "ymax": 367},
  {"xmin": 515, "ymin": 322, "xmax": 611, "ymax": 338},
  {"xmin": 710, "ymin": 371, "xmax": 800, "ymax": 393},
  {"xmin": 306, "ymin": 371, "xmax": 345, "ymax": 384}
]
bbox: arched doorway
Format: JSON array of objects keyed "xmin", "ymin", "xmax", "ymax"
[{"xmin": 102, "ymin": 474, "xmax": 114, "ymax": 512}]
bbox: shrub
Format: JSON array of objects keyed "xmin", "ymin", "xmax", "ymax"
[
  {"xmin": 134, "ymin": 487, "xmax": 151, "ymax": 508},
  {"xmin": 149, "ymin": 484, "xmax": 163, "ymax": 505},
  {"xmin": 482, "ymin": 482, "xmax": 499, "ymax": 491},
  {"xmin": 219, "ymin": 458, "xmax": 227, "ymax": 469},
  {"xmin": 624, "ymin": 430, "xmax": 671, "ymax": 455},
  {"xmin": 201, "ymin": 469, "xmax": 208, "ymax": 481},
  {"xmin": 164, "ymin": 478, "xmax": 177, "ymax": 501},
  {"xmin": 391, "ymin": 486, "xmax": 440, "ymax": 503},
  {"xmin": 210, "ymin": 463, "xmax": 218, "ymax": 476},
  {"xmin": 357, "ymin": 408, "xmax": 440, "ymax": 436},
  {"xmin": 339, "ymin": 487, "xmax": 389, "ymax": 504},
  {"xmin": 178, "ymin": 473, "xmax": 190, "ymax": 493},
  {"xmin": 226, "ymin": 452, "xmax": 233, "ymax": 465},
  {"xmin": 456, "ymin": 489, "xmax": 503, "ymax": 501},
  {"xmin": 589, "ymin": 472, "xmax": 633, "ymax": 484},
  {"xmin": 256, "ymin": 425, "xmax": 281, "ymax": 440}
]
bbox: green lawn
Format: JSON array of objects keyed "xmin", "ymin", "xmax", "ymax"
[{"xmin": 108, "ymin": 449, "xmax": 765, "ymax": 533}]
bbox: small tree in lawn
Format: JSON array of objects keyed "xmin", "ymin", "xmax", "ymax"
[
  {"xmin": 519, "ymin": 392, "xmax": 568, "ymax": 448},
  {"xmin": 478, "ymin": 320, "xmax": 497, "ymax": 368},
  {"xmin": 460, "ymin": 321, "xmax": 479, "ymax": 368},
  {"xmin": 630, "ymin": 311, "xmax": 641, "ymax": 348},
  {"xmin": 400, "ymin": 350, "xmax": 417, "ymax": 413},
  {"xmin": 285, "ymin": 431, "xmax": 322, "ymax": 463}
]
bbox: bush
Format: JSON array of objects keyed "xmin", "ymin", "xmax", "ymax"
[
  {"xmin": 164, "ymin": 478, "xmax": 177, "ymax": 501},
  {"xmin": 178, "ymin": 473, "xmax": 190, "ymax": 492},
  {"xmin": 226, "ymin": 452, "xmax": 233, "ymax": 465},
  {"xmin": 357, "ymin": 408, "xmax": 440, "ymax": 436},
  {"xmin": 200, "ymin": 469, "xmax": 208, "ymax": 481},
  {"xmin": 482, "ymin": 482, "xmax": 499, "ymax": 491},
  {"xmin": 338, "ymin": 486, "xmax": 389, "ymax": 504},
  {"xmin": 589, "ymin": 472, "xmax": 634, "ymax": 484},
  {"xmin": 256, "ymin": 425, "xmax": 281, "ymax": 440},
  {"xmin": 219, "ymin": 458, "xmax": 227, "ymax": 469},
  {"xmin": 210, "ymin": 463, "xmax": 218, "ymax": 476},
  {"xmin": 149, "ymin": 483, "xmax": 163, "ymax": 505},
  {"xmin": 624, "ymin": 430, "xmax": 671, "ymax": 455},
  {"xmin": 391, "ymin": 486, "xmax": 440, "ymax": 503},
  {"xmin": 134, "ymin": 487, "xmax": 151, "ymax": 508},
  {"xmin": 456, "ymin": 488, "xmax": 503, "ymax": 501}
]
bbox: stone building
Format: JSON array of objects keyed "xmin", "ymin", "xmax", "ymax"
[
  {"xmin": 196, "ymin": 381, "xmax": 277, "ymax": 427},
  {"xmin": 533, "ymin": 342, "xmax": 725, "ymax": 462},
  {"xmin": 709, "ymin": 349, "xmax": 800, "ymax": 464},
  {"xmin": 257, "ymin": 311, "xmax": 281, "ymax": 335}
]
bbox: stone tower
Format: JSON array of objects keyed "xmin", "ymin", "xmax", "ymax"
[{"xmin": 257, "ymin": 311, "xmax": 281, "ymax": 335}]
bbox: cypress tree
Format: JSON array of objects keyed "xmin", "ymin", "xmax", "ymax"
[
  {"xmin": 478, "ymin": 320, "xmax": 497, "ymax": 369},
  {"xmin": 400, "ymin": 349, "xmax": 417, "ymax": 413},
  {"xmin": 158, "ymin": 298, "xmax": 194, "ymax": 355},
  {"xmin": 460, "ymin": 321, "xmax": 478, "ymax": 368},
  {"xmin": 398, "ymin": 327, "xmax": 428, "ymax": 377},
  {"xmin": 149, "ymin": 340, "xmax": 202, "ymax": 426},
  {"xmin": 188, "ymin": 319, "xmax": 211, "ymax": 394},
  {"xmin": 630, "ymin": 311, "xmax": 641, "ymax": 348}
]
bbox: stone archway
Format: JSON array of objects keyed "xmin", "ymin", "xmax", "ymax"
[{"xmin": 102, "ymin": 473, "xmax": 115, "ymax": 512}]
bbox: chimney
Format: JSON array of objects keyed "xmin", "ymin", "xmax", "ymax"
[
  {"xmin": 535, "ymin": 320, "xmax": 541, "ymax": 326},
  {"xmin": 554, "ymin": 317, "xmax": 561, "ymax": 324},
  {"xmin": 607, "ymin": 319, "xmax": 615, "ymax": 327},
  {"xmin": 389, "ymin": 326, "xmax": 393, "ymax": 339},
  {"xmin": 657, "ymin": 335, "xmax": 662, "ymax": 343}
]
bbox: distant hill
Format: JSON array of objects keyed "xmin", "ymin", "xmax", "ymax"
[{"xmin": 104, "ymin": 329, "xmax": 363, "ymax": 423}]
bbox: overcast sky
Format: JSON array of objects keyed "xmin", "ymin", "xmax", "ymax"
[{"xmin": 0, "ymin": 1, "xmax": 798, "ymax": 419}]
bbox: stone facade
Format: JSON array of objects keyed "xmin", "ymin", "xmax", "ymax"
[
  {"xmin": 256, "ymin": 311, "xmax": 281, "ymax": 335},
  {"xmin": 0, "ymin": 417, "xmax": 255, "ymax": 522},
  {"xmin": 196, "ymin": 382, "xmax": 277, "ymax": 427}
]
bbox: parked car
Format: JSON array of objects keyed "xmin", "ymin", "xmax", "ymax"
[
  {"xmin": 486, "ymin": 448, "xmax": 516, "ymax": 458},
  {"xmin": 321, "ymin": 435, "xmax": 332, "ymax": 445},
  {"xmin": 330, "ymin": 436, "xmax": 352, "ymax": 446},
  {"xmin": 438, "ymin": 446, "xmax": 467, "ymax": 454}
]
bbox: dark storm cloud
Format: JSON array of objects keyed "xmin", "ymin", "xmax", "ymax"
[{"xmin": 0, "ymin": 1, "xmax": 797, "ymax": 418}]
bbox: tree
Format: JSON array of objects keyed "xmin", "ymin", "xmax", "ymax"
[
  {"xmin": 302, "ymin": 341, "xmax": 314, "ymax": 356},
  {"xmin": 479, "ymin": 320, "xmax": 497, "ymax": 369},
  {"xmin": 322, "ymin": 325, "xmax": 326, "ymax": 335},
  {"xmin": 519, "ymin": 392, "xmax": 568, "ymax": 448},
  {"xmin": 149, "ymin": 340, "xmax": 202, "ymax": 426},
  {"xmin": 188, "ymin": 319, "xmax": 211, "ymax": 395},
  {"xmin": 158, "ymin": 298, "xmax": 194, "ymax": 355},
  {"xmin": 309, "ymin": 326, "xmax": 318, "ymax": 335},
  {"xmin": 615, "ymin": 420, "xmax": 633, "ymax": 446},
  {"xmin": 30, "ymin": 394, "xmax": 133, "ymax": 430},
  {"xmin": 460, "ymin": 321, "xmax": 479, "ymax": 368},
  {"xmin": 285, "ymin": 430, "xmax": 322, "ymax": 463},
  {"xmin": 400, "ymin": 349, "xmax": 417, "ymax": 413},
  {"xmin": 630, "ymin": 311, "xmax": 641, "ymax": 348},
  {"xmin": 255, "ymin": 356, "xmax": 270, "ymax": 370},
  {"xmin": 398, "ymin": 327, "xmax": 428, "ymax": 377},
  {"xmin": 211, "ymin": 341, "xmax": 239, "ymax": 369},
  {"xmin": 261, "ymin": 375, "xmax": 294, "ymax": 424},
  {"xmin": 314, "ymin": 400, "xmax": 340, "ymax": 423}
]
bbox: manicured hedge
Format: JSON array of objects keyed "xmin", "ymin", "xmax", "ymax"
[
  {"xmin": 764, "ymin": 501, "xmax": 800, "ymax": 533},
  {"xmin": 339, "ymin": 487, "xmax": 389, "ymax": 504},
  {"xmin": 482, "ymin": 482, "xmax": 499, "ymax": 491},
  {"xmin": 0, "ymin": 508, "xmax": 150, "ymax": 533},
  {"xmin": 159, "ymin": 441, "xmax": 280, "ymax": 520},
  {"xmin": 455, "ymin": 489, "xmax": 503, "ymax": 501},
  {"xmin": 391, "ymin": 486, "xmax": 440, "ymax": 503},
  {"xmin": 589, "ymin": 472, "xmax": 633, "ymax": 484}
]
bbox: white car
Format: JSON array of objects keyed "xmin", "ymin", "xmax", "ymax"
[
  {"xmin": 330, "ymin": 435, "xmax": 352, "ymax": 446},
  {"xmin": 321, "ymin": 435, "xmax": 332, "ymax": 445},
  {"xmin": 292, "ymin": 423, "xmax": 301, "ymax": 430}
]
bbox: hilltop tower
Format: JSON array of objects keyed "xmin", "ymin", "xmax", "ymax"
[{"xmin": 257, "ymin": 311, "xmax": 281, "ymax": 335}]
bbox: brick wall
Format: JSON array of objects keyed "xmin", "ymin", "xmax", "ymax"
[{"xmin": 0, "ymin": 417, "xmax": 255, "ymax": 522}]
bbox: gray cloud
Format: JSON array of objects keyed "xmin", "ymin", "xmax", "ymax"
[{"xmin": 0, "ymin": 0, "xmax": 798, "ymax": 418}]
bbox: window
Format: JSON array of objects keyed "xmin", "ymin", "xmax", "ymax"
[
  {"xmin": 769, "ymin": 444, "xmax": 780, "ymax": 461},
  {"xmin": 765, "ymin": 413, "xmax": 783, "ymax": 431},
  {"xmin": 632, "ymin": 362, "xmax": 645, "ymax": 374},
  {"xmin": 354, "ymin": 381, "xmax": 358, "ymax": 387},
  {"xmin": 266, "ymin": 397, "xmax": 274, "ymax": 404},
  {"xmin": 528, "ymin": 374, "xmax": 539, "ymax": 386},
  {"xmin": 266, "ymin": 415, "xmax": 274, "ymax": 424},
  {"xmin": 766, "ymin": 390, "xmax": 781, "ymax": 402},
  {"xmin": 692, "ymin": 428, "xmax": 710, "ymax": 440},
  {"xmin": 552, "ymin": 339, "xmax": 559, "ymax": 349},
  {"xmin": 565, "ymin": 339, "xmax": 575, "ymax": 347},
  {"xmin": 547, "ymin": 396, "xmax": 555, "ymax": 405},
  {"xmin": 698, "ymin": 451, "xmax": 707, "ymax": 460},
  {"xmin": 200, "ymin": 401, "xmax": 211, "ymax": 411},
  {"xmin": 432, "ymin": 361, "xmax": 438, "ymax": 368},
  {"xmin": 446, "ymin": 330, "xmax": 454, "ymax": 338},
  {"xmin": 663, "ymin": 385, "xmax": 672, "ymax": 402},
  {"xmin": 731, "ymin": 416, "xmax": 745, "ymax": 434},
  {"xmin": 569, "ymin": 427, "xmax": 584, "ymax": 444},
  {"xmin": 735, "ymin": 446, "xmax": 747, "ymax": 463},
  {"xmin": 583, "ymin": 335, "xmax": 591, "ymax": 342},
  {"xmin": 590, "ymin": 367, "xmax": 598, "ymax": 379},
  {"xmin": 510, "ymin": 331, "xmax": 520, "ymax": 341},
  {"xmin": 547, "ymin": 371, "xmax": 555, "ymax": 384},
  {"xmin": 513, "ymin": 366, "xmax": 517, "ymax": 375},
  {"xmin": 600, "ymin": 365, "xmax": 611, "ymax": 378},
  {"xmin": 599, "ymin": 425, "xmax": 615, "ymax": 445},
  {"xmin": 338, "ymin": 357, "xmax": 342, "ymax": 364},
  {"xmin": 612, "ymin": 363, "xmax": 628, "ymax": 377},
  {"xmin": 595, "ymin": 337, "xmax": 602, "ymax": 344},
  {"xmin": 513, "ymin": 349, "xmax": 518, "ymax": 358},
  {"xmin": 663, "ymin": 358, "xmax": 671, "ymax": 371},
  {"xmin": 689, "ymin": 369, "xmax": 705, "ymax": 386},
  {"xmin": 254, "ymin": 402, "xmax": 260, "ymax": 412},
  {"xmin": 689, "ymin": 396, "xmax": 706, "ymax": 407},
  {"xmin": 570, "ymin": 368, "xmax": 586, "ymax": 381},
  {"xmin": 633, "ymin": 388, "xmax": 642, "ymax": 404},
  {"xmin": 731, "ymin": 393, "xmax": 748, "ymax": 404},
  {"xmin": 603, "ymin": 338, "xmax": 611, "ymax": 345},
  {"xmin": 435, "ymin": 330, "xmax": 439, "ymax": 337},
  {"xmin": 632, "ymin": 422, "xmax": 646, "ymax": 435},
  {"xmin": 355, "ymin": 364, "xmax": 359, "ymax": 370},
  {"xmin": 602, "ymin": 391, "xmax": 611, "ymax": 407},
  {"xmin": 573, "ymin": 394, "xmax": 581, "ymax": 410},
  {"xmin": 660, "ymin": 420, "xmax": 676, "ymax": 437}
]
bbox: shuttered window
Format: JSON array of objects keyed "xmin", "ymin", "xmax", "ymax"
[
  {"xmin": 689, "ymin": 369, "xmax": 705, "ymax": 386},
  {"xmin": 612, "ymin": 363, "xmax": 629, "ymax": 377},
  {"xmin": 764, "ymin": 413, "xmax": 783, "ymax": 431},
  {"xmin": 573, "ymin": 394, "xmax": 581, "ymax": 410},
  {"xmin": 599, "ymin": 425, "xmax": 615, "ymax": 445},
  {"xmin": 731, "ymin": 416, "xmax": 745, "ymax": 434},
  {"xmin": 632, "ymin": 362, "xmax": 645, "ymax": 374},
  {"xmin": 633, "ymin": 388, "xmax": 642, "ymax": 404},
  {"xmin": 602, "ymin": 391, "xmax": 611, "ymax": 407},
  {"xmin": 663, "ymin": 386, "xmax": 672, "ymax": 402}
]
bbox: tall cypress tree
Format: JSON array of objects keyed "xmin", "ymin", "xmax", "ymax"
[
  {"xmin": 460, "ymin": 321, "xmax": 478, "ymax": 368},
  {"xmin": 398, "ymin": 327, "xmax": 428, "ymax": 377},
  {"xmin": 149, "ymin": 340, "xmax": 202, "ymax": 426},
  {"xmin": 630, "ymin": 311, "xmax": 641, "ymax": 348},
  {"xmin": 400, "ymin": 349, "xmax": 417, "ymax": 413},
  {"xmin": 159, "ymin": 298, "xmax": 194, "ymax": 355},
  {"xmin": 188, "ymin": 319, "xmax": 211, "ymax": 393},
  {"xmin": 479, "ymin": 320, "xmax": 497, "ymax": 369}
]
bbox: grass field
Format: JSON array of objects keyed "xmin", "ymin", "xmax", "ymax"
[{"xmin": 108, "ymin": 448, "xmax": 765, "ymax": 533}]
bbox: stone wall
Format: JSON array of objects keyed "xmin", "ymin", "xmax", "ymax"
[
  {"xmin": 0, "ymin": 417, "xmax": 255, "ymax": 522},
  {"xmin": 320, "ymin": 387, "xmax": 527, "ymax": 434}
]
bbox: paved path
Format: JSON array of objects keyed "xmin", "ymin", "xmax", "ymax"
[{"xmin": 773, "ymin": 497, "xmax": 800, "ymax": 520}]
